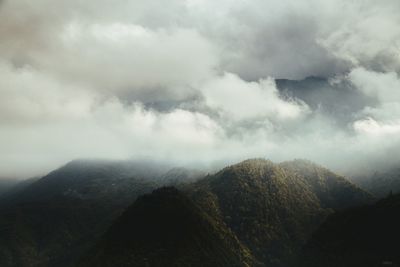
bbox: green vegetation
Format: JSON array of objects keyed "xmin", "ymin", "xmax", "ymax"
[
  {"xmin": 186, "ymin": 159, "xmax": 373, "ymax": 266},
  {"xmin": 0, "ymin": 160, "xmax": 197, "ymax": 267},
  {"xmin": 80, "ymin": 187, "xmax": 256, "ymax": 267},
  {"xmin": 280, "ymin": 159, "xmax": 373, "ymax": 209},
  {"xmin": 0, "ymin": 158, "xmax": 375, "ymax": 267}
]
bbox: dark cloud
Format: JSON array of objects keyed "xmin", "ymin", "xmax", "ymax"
[
  {"xmin": 218, "ymin": 13, "xmax": 349, "ymax": 80},
  {"xmin": 276, "ymin": 77, "xmax": 378, "ymax": 127}
]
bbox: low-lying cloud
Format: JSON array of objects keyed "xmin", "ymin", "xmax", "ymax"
[{"xmin": 1, "ymin": 0, "xmax": 400, "ymax": 177}]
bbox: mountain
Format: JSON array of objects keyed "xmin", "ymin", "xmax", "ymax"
[
  {"xmin": 0, "ymin": 177, "xmax": 39, "ymax": 200},
  {"xmin": 0, "ymin": 178, "xmax": 22, "ymax": 197},
  {"xmin": 0, "ymin": 158, "xmax": 373, "ymax": 267},
  {"xmin": 351, "ymin": 167, "xmax": 400, "ymax": 198},
  {"xmin": 1, "ymin": 159, "xmax": 167, "ymax": 204},
  {"xmin": 299, "ymin": 193, "xmax": 400, "ymax": 267},
  {"xmin": 0, "ymin": 160, "xmax": 196, "ymax": 267},
  {"xmin": 186, "ymin": 159, "xmax": 373, "ymax": 266},
  {"xmin": 279, "ymin": 159, "xmax": 373, "ymax": 209},
  {"xmin": 80, "ymin": 187, "xmax": 256, "ymax": 267},
  {"xmin": 156, "ymin": 167, "xmax": 204, "ymax": 187}
]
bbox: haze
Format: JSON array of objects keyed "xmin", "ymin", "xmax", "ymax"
[{"xmin": 1, "ymin": 0, "xmax": 400, "ymax": 178}]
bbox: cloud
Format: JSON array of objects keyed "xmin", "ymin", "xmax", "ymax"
[
  {"xmin": 0, "ymin": 92, "xmax": 223, "ymax": 177},
  {"xmin": 348, "ymin": 67, "xmax": 400, "ymax": 129},
  {"xmin": 349, "ymin": 68, "xmax": 400, "ymax": 103},
  {"xmin": 1, "ymin": 0, "xmax": 400, "ymax": 177},
  {"xmin": 201, "ymin": 72, "xmax": 308, "ymax": 121},
  {"xmin": 353, "ymin": 118, "xmax": 400, "ymax": 136},
  {"xmin": 184, "ymin": 0, "xmax": 400, "ymax": 79},
  {"xmin": 319, "ymin": 0, "xmax": 400, "ymax": 73},
  {"xmin": 0, "ymin": 61, "xmax": 96, "ymax": 124},
  {"xmin": 52, "ymin": 22, "xmax": 217, "ymax": 94}
]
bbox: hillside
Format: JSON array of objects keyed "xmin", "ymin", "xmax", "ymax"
[
  {"xmin": 0, "ymin": 177, "xmax": 39, "ymax": 200},
  {"xmin": 187, "ymin": 159, "xmax": 373, "ymax": 266},
  {"xmin": 299, "ymin": 193, "xmax": 400, "ymax": 267},
  {"xmin": 280, "ymin": 159, "xmax": 373, "ymax": 209},
  {"xmin": 351, "ymin": 168, "xmax": 400, "ymax": 198},
  {"xmin": 0, "ymin": 158, "xmax": 374, "ymax": 267},
  {"xmin": 0, "ymin": 179, "xmax": 16, "ymax": 196},
  {"xmin": 80, "ymin": 187, "xmax": 256, "ymax": 267},
  {"xmin": 155, "ymin": 167, "xmax": 205, "ymax": 187},
  {"xmin": 1, "ymin": 160, "xmax": 167, "ymax": 204},
  {"xmin": 0, "ymin": 160, "xmax": 194, "ymax": 267}
]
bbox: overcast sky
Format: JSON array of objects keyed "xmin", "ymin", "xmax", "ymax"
[{"xmin": 1, "ymin": 0, "xmax": 400, "ymax": 178}]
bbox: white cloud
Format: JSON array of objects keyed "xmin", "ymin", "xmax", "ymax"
[
  {"xmin": 349, "ymin": 68, "xmax": 400, "ymax": 134},
  {"xmin": 201, "ymin": 72, "xmax": 308, "ymax": 120},
  {"xmin": 0, "ymin": 61, "xmax": 96, "ymax": 124},
  {"xmin": 319, "ymin": 0, "xmax": 400, "ymax": 73},
  {"xmin": 353, "ymin": 118, "xmax": 400, "ymax": 136},
  {"xmin": 1, "ymin": 0, "xmax": 400, "ymax": 177},
  {"xmin": 39, "ymin": 22, "xmax": 218, "ymax": 99},
  {"xmin": 349, "ymin": 68, "xmax": 400, "ymax": 103},
  {"xmin": 0, "ymin": 63, "xmax": 224, "ymax": 176}
]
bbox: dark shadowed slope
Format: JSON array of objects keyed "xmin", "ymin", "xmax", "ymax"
[
  {"xmin": 0, "ymin": 160, "xmax": 196, "ymax": 267},
  {"xmin": 80, "ymin": 187, "xmax": 256, "ymax": 267},
  {"xmin": 187, "ymin": 159, "xmax": 373, "ymax": 267},
  {"xmin": 299, "ymin": 193, "xmax": 400, "ymax": 267}
]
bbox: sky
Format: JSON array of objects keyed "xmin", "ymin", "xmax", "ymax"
[{"xmin": 1, "ymin": 0, "xmax": 400, "ymax": 178}]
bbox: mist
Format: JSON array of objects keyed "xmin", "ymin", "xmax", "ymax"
[{"xmin": 1, "ymin": 0, "xmax": 400, "ymax": 178}]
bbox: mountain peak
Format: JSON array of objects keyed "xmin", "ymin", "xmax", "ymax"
[
  {"xmin": 228, "ymin": 158, "xmax": 275, "ymax": 170},
  {"xmin": 217, "ymin": 158, "xmax": 276, "ymax": 181},
  {"xmin": 188, "ymin": 158, "xmax": 373, "ymax": 266}
]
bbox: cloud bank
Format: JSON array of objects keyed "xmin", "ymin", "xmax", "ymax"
[{"xmin": 1, "ymin": 0, "xmax": 400, "ymax": 177}]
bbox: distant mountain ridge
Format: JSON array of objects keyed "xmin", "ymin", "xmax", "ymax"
[
  {"xmin": 351, "ymin": 167, "xmax": 400, "ymax": 198},
  {"xmin": 3, "ymin": 159, "xmax": 166, "ymax": 202},
  {"xmin": 0, "ymin": 159, "xmax": 201, "ymax": 267},
  {"xmin": 0, "ymin": 178, "xmax": 25, "ymax": 197}
]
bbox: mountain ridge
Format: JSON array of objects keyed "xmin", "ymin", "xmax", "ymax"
[
  {"xmin": 186, "ymin": 158, "xmax": 373, "ymax": 266},
  {"xmin": 0, "ymin": 158, "xmax": 374, "ymax": 267}
]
